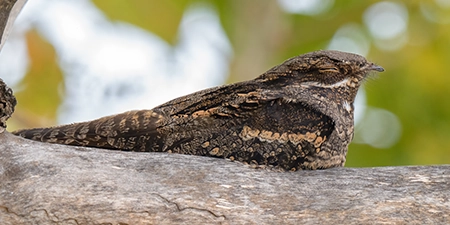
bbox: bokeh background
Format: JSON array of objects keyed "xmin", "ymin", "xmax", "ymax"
[{"xmin": 1, "ymin": 0, "xmax": 449, "ymax": 167}]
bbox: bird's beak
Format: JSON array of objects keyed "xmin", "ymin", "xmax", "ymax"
[{"xmin": 366, "ymin": 63, "xmax": 384, "ymax": 72}]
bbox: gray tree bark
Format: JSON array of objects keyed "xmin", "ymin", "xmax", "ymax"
[
  {"xmin": 0, "ymin": 131, "xmax": 449, "ymax": 224},
  {"xmin": 0, "ymin": 1, "xmax": 449, "ymax": 224}
]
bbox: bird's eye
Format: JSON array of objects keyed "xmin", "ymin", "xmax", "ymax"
[{"xmin": 318, "ymin": 67, "xmax": 339, "ymax": 73}]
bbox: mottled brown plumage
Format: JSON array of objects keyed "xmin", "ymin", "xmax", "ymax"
[
  {"xmin": 13, "ymin": 50, "xmax": 384, "ymax": 171},
  {"xmin": 0, "ymin": 78, "xmax": 16, "ymax": 133}
]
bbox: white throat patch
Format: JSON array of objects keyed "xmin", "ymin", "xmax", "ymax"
[{"xmin": 343, "ymin": 101, "xmax": 352, "ymax": 112}]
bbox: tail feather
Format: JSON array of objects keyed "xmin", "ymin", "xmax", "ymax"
[{"xmin": 12, "ymin": 110, "xmax": 163, "ymax": 151}]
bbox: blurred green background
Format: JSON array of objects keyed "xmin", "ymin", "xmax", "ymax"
[{"xmin": 4, "ymin": 0, "xmax": 450, "ymax": 167}]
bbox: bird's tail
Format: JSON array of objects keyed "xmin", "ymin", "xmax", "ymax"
[{"xmin": 12, "ymin": 110, "xmax": 161, "ymax": 151}]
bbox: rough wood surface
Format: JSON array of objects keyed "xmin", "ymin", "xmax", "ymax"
[{"xmin": 1, "ymin": 131, "xmax": 449, "ymax": 224}]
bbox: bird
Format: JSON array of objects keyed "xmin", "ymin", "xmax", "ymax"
[{"xmin": 13, "ymin": 50, "xmax": 384, "ymax": 171}]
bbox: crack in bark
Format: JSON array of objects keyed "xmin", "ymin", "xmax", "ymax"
[
  {"xmin": 0, "ymin": 205, "xmax": 20, "ymax": 217},
  {"xmin": 0, "ymin": 206, "xmax": 81, "ymax": 225},
  {"xmin": 154, "ymin": 193, "xmax": 227, "ymax": 221}
]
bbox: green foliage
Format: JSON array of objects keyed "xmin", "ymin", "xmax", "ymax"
[{"xmin": 92, "ymin": 0, "xmax": 191, "ymax": 44}]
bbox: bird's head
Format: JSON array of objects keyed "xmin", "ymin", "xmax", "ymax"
[
  {"xmin": 257, "ymin": 50, "xmax": 384, "ymax": 103},
  {"xmin": 258, "ymin": 50, "xmax": 384, "ymax": 89}
]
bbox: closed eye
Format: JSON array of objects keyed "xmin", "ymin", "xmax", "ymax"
[{"xmin": 318, "ymin": 67, "xmax": 339, "ymax": 73}]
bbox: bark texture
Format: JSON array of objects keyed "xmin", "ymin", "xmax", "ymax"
[{"xmin": 1, "ymin": 131, "xmax": 449, "ymax": 225}]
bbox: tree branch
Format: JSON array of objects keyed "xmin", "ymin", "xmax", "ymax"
[{"xmin": 0, "ymin": 131, "xmax": 449, "ymax": 224}]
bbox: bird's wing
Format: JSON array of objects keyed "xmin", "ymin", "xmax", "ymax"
[
  {"xmin": 149, "ymin": 81, "xmax": 336, "ymax": 170},
  {"xmin": 11, "ymin": 81, "xmax": 259, "ymax": 150}
]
